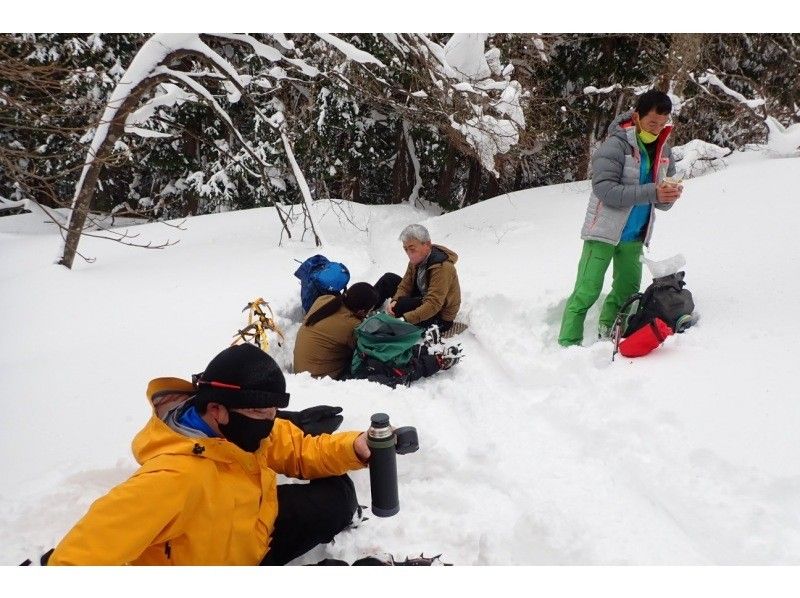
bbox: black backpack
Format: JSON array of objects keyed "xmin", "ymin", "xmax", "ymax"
[{"xmin": 615, "ymin": 271, "xmax": 696, "ymax": 338}]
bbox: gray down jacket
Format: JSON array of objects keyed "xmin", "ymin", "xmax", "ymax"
[{"xmin": 580, "ymin": 110, "xmax": 676, "ymax": 246}]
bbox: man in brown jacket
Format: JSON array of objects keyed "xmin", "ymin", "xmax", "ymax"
[
  {"xmin": 385, "ymin": 224, "xmax": 461, "ymax": 333},
  {"xmin": 293, "ymin": 283, "xmax": 379, "ymax": 379}
]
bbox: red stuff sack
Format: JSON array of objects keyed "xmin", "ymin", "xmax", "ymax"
[{"xmin": 618, "ymin": 318, "xmax": 673, "ymax": 358}]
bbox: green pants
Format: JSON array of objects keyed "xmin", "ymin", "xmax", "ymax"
[{"xmin": 558, "ymin": 240, "xmax": 643, "ymax": 346}]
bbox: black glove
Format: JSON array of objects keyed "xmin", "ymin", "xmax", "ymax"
[{"xmin": 276, "ymin": 405, "xmax": 344, "ymax": 436}]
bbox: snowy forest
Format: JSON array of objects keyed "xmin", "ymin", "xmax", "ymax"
[{"xmin": 2, "ymin": 33, "xmax": 799, "ymax": 263}]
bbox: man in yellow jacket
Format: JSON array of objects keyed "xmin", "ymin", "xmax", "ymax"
[{"xmin": 48, "ymin": 343, "xmax": 371, "ymax": 565}]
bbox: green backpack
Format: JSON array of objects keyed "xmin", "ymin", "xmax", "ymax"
[{"xmin": 350, "ymin": 312, "xmax": 424, "ymax": 374}]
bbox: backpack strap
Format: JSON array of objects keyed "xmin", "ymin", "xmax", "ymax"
[{"xmin": 650, "ymin": 319, "xmax": 669, "ymax": 343}]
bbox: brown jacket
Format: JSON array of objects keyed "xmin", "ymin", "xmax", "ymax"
[
  {"xmin": 293, "ymin": 295, "xmax": 362, "ymax": 379},
  {"xmin": 393, "ymin": 244, "xmax": 461, "ymax": 324}
]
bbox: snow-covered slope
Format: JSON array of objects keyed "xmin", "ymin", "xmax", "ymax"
[{"xmin": 1, "ymin": 150, "xmax": 799, "ymax": 565}]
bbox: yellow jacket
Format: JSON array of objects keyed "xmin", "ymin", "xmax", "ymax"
[{"xmin": 49, "ymin": 377, "xmax": 365, "ymax": 565}]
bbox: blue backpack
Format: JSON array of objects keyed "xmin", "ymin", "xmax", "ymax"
[{"xmin": 294, "ymin": 255, "xmax": 350, "ymax": 312}]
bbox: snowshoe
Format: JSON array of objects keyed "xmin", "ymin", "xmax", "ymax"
[
  {"xmin": 312, "ymin": 553, "xmax": 452, "ymax": 566},
  {"xmin": 442, "ymin": 321, "xmax": 468, "ymax": 339}
]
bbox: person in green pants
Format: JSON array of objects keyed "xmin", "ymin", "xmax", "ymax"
[{"xmin": 559, "ymin": 90, "xmax": 683, "ymax": 347}]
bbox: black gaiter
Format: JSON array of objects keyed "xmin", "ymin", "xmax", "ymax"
[{"xmin": 219, "ymin": 411, "xmax": 275, "ymax": 452}]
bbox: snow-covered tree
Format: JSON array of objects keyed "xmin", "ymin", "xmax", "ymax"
[{"xmin": 57, "ymin": 33, "xmax": 330, "ymax": 268}]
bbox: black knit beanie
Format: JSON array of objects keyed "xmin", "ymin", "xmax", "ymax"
[
  {"xmin": 194, "ymin": 344, "xmax": 289, "ymax": 409},
  {"xmin": 343, "ymin": 282, "xmax": 379, "ymax": 312}
]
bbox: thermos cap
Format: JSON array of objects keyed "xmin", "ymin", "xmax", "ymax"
[{"xmin": 370, "ymin": 413, "xmax": 390, "ymax": 428}]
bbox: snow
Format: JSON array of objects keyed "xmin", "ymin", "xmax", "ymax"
[
  {"xmin": 495, "ymin": 80, "xmax": 525, "ymax": 127},
  {"xmin": 316, "ymin": 33, "xmax": 386, "ymax": 67},
  {"xmin": 125, "ymin": 83, "xmax": 196, "ymax": 126},
  {"xmin": 443, "ymin": 33, "xmax": 491, "ymax": 81},
  {"xmin": 123, "ymin": 126, "xmax": 173, "ymax": 139},
  {"xmin": 672, "ymin": 139, "xmax": 732, "ymax": 178},
  {"xmin": 697, "ymin": 71, "xmax": 766, "ymax": 110},
  {"xmin": 764, "ymin": 116, "xmax": 800, "ymax": 156},
  {"xmin": 584, "ymin": 84, "xmax": 622, "ymax": 95},
  {"xmin": 2, "ymin": 149, "xmax": 800, "ymax": 566},
  {"xmin": 451, "ymin": 114, "xmax": 520, "ymax": 176},
  {"xmin": 213, "ymin": 33, "xmax": 320, "ymax": 78},
  {"xmin": 0, "ymin": 196, "xmax": 28, "ymax": 212}
]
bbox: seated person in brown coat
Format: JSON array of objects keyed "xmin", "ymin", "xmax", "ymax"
[
  {"xmin": 293, "ymin": 283, "xmax": 379, "ymax": 379},
  {"xmin": 379, "ymin": 224, "xmax": 461, "ymax": 333}
]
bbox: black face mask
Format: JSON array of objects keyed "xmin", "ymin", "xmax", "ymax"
[{"xmin": 219, "ymin": 411, "xmax": 275, "ymax": 452}]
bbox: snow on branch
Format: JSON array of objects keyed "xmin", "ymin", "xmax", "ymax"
[
  {"xmin": 372, "ymin": 34, "xmax": 527, "ymax": 175},
  {"xmin": 672, "ymin": 139, "xmax": 732, "ymax": 178},
  {"xmin": 211, "ymin": 33, "xmax": 320, "ymax": 77},
  {"xmin": 124, "ymin": 126, "xmax": 174, "ymax": 139},
  {"xmin": 126, "ymin": 83, "xmax": 196, "ymax": 126},
  {"xmin": 697, "ymin": 70, "xmax": 766, "ymax": 109},
  {"xmin": 584, "ymin": 84, "xmax": 622, "ymax": 95},
  {"xmin": 443, "ymin": 33, "xmax": 491, "ymax": 81},
  {"xmin": 764, "ymin": 116, "xmax": 800, "ymax": 156},
  {"xmin": 316, "ymin": 33, "xmax": 386, "ymax": 67},
  {"xmin": 60, "ymin": 33, "xmax": 331, "ymax": 268},
  {"xmin": 316, "ymin": 33, "xmax": 525, "ymax": 175},
  {"xmin": 0, "ymin": 195, "xmax": 29, "ymax": 212},
  {"xmin": 70, "ymin": 33, "xmax": 198, "ymax": 209},
  {"xmin": 451, "ymin": 114, "xmax": 520, "ymax": 175}
]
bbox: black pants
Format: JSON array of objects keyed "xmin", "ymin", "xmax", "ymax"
[
  {"xmin": 373, "ymin": 273, "xmax": 453, "ymax": 332},
  {"xmin": 260, "ymin": 475, "xmax": 358, "ymax": 566},
  {"xmin": 373, "ymin": 272, "xmax": 403, "ymax": 307}
]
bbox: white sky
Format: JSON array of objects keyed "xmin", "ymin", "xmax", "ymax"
[{"xmin": 4, "ymin": 0, "xmax": 797, "ymax": 33}]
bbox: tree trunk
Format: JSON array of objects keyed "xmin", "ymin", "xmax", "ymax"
[
  {"xmin": 436, "ymin": 143, "xmax": 457, "ymax": 206},
  {"xmin": 657, "ymin": 34, "xmax": 707, "ymax": 97},
  {"xmin": 58, "ymin": 128, "xmax": 122, "ymax": 268},
  {"xmin": 483, "ymin": 169, "xmax": 500, "ymax": 200},
  {"xmin": 465, "ymin": 157, "xmax": 482, "ymax": 205},
  {"xmin": 390, "ymin": 125, "xmax": 410, "ymax": 204},
  {"xmin": 58, "ymin": 73, "xmax": 173, "ymax": 269},
  {"xmin": 403, "ymin": 120, "xmax": 422, "ymax": 205}
]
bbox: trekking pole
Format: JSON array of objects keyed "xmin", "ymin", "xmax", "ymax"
[{"xmin": 611, "ymin": 293, "xmax": 641, "ymax": 362}]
